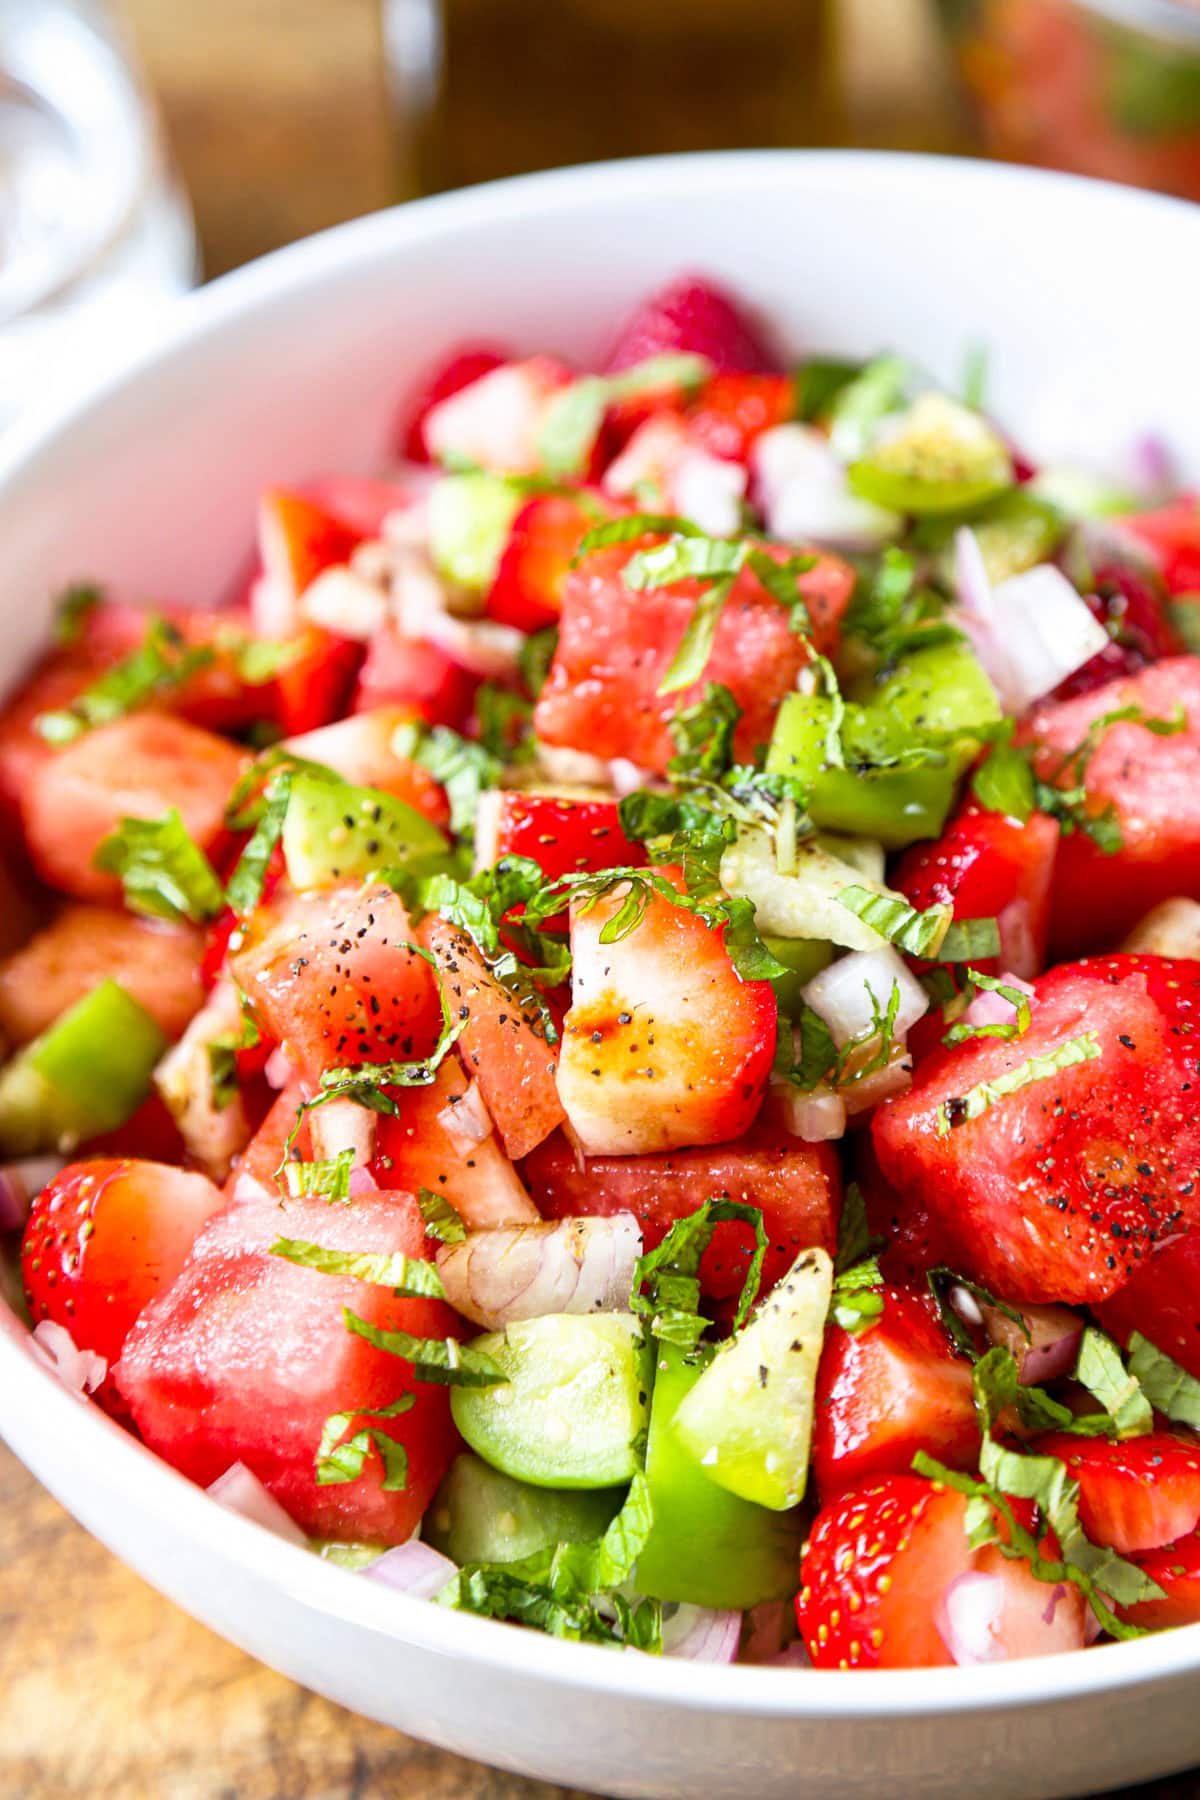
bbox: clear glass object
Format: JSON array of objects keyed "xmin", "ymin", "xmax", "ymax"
[{"xmin": 0, "ymin": 0, "xmax": 196, "ymax": 429}]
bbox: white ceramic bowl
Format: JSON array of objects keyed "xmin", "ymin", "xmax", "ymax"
[{"xmin": 2, "ymin": 152, "xmax": 1199, "ymax": 1800}]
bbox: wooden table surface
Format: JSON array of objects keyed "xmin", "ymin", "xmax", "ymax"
[{"xmin": 3, "ymin": 4, "xmax": 1197, "ymax": 1797}]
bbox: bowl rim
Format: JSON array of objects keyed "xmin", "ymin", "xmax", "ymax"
[{"xmin": 2, "ymin": 146, "xmax": 1200, "ymax": 1720}]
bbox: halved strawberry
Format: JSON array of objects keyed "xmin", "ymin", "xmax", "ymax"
[
  {"xmin": 603, "ymin": 275, "xmax": 780, "ymax": 374},
  {"xmin": 487, "ymin": 492, "xmax": 610, "ymax": 634},
  {"xmin": 533, "ymin": 538, "xmax": 854, "ymax": 774},
  {"xmin": 796, "ymin": 1474, "xmax": 1085, "ymax": 1669},
  {"xmin": 555, "ymin": 867, "xmax": 776, "ymax": 1156},
  {"xmin": 1122, "ymin": 1530, "xmax": 1200, "ymax": 1630},
  {"xmin": 891, "ymin": 803, "xmax": 1060, "ymax": 982},
  {"xmin": 522, "ymin": 1124, "xmax": 840, "ymax": 1302},
  {"xmin": 812, "ymin": 1287, "xmax": 979, "ymax": 1499},
  {"xmin": 476, "ymin": 790, "xmax": 644, "ymax": 887},
  {"xmin": 1034, "ymin": 1433, "xmax": 1200, "ymax": 1555},
  {"xmin": 417, "ymin": 911, "xmax": 565, "ymax": 1163},
  {"xmin": 22, "ymin": 1157, "xmax": 226, "ymax": 1372},
  {"xmin": 1095, "ymin": 1233, "xmax": 1200, "ymax": 1381},
  {"xmin": 1052, "ymin": 559, "xmax": 1180, "ymax": 701},
  {"xmin": 872, "ymin": 955, "xmax": 1200, "ymax": 1304}
]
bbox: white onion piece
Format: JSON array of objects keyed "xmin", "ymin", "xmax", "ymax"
[
  {"xmin": 473, "ymin": 788, "xmax": 503, "ymax": 873},
  {"xmin": 672, "ymin": 451, "xmax": 747, "ymax": 538},
  {"xmin": 309, "ymin": 1099, "xmax": 377, "ymax": 1169},
  {"xmin": 775, "ymin": 1083, "xmax": 846, "ymax": 1143},
  {"xmin": 1122, "ymin": 897, "xmax": 1200, "ymax": 959},
  {"xmin": 207, "ymin": 1462, "xmax": 308, "ymax": 1547},
  {"xmin": 300, "ymin": 566, "xmax": 389, "ymax": 641},
  {"xmin": 534, "ymin": 743, "xmax": 615, "ymax": 789},
  {"xmin": 230, "ymin": 1172, "xmax": 274, "ymax": 1204},
  {"xmin": 980, "ymin": 1300, "xmax": 1082, "ymax": 1386},
  {"xmin": 802, "ymin": 947, "xmax": 928, "ymax": 1049},
  {"xmin": 954, "ymin": 531, "xmax": 1108, "ymax": 713},
  {"xmin": 0, "ymin": 1155, "xmax": 64, "ymax": 1230},
  {"xmin": 603, "ymin": 413, "xmax": 691, "ymax": 500},
  {"xmin": 1125, "ymin": 431, "xmax": 1175, "ymax": 500},
  {"xmin": 436, "ymin": 1214, "xmax": 642, "ymax": 1332},
  {"xmin": 437, "ymin": 1078, "xmax": 493, "ymax": 1146},
  {"xmin": 423, "ymin": 362, "xmax": 553, "ymax": 476},
  {"xmin": 960, "ymin": 971, "xmax": 1035, "ymax": 1034},
  {"xmin": 660, "ymin": 1603, "xmax": 742, "ymax": 1664},
  {"xmin": 720, "ymin": 830, "xmax": 893, "ymax": 953},
  {"xmin": 248, "ymin": 572, "xmax": 297, "ymax": 640},
  {"xmin": 29, "ymin": 1320, "xmax": 107, "ymax": 1397},
  {"xmin": 366, "ymin": 1538, "xmax": 459, "ymax": 1600},
  {"xmin": 752, "ymin": 424, "xmax": 901, "ymax": 550},
  {"xmin": 937, "ymin": 1571, "xmax": 1009, "ymax": 1665}
]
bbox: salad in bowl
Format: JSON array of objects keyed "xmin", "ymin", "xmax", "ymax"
[{"xmin": 5, "ymin": 265, "xmax": 1200, "ymax": 1680}]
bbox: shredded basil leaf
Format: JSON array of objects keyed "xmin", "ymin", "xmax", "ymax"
[
  {"xmin": 392, "ymin": 720, "xmax": 501, "ymax": 839},
  {"xmin": 225, "ymin": 770, "xmax": 291, "ymax": 914},
  {"xmin": 972, "ymin": 742, "xmax": 1036, "ymax": 821},
  {"xmin": 317, "ymin": 1394, "xmax": 415, "ymax": 1490},
  {"xmin": 416, "ymin": 1186, "xmax": 467, "ymax": 1245},
  {"xmin": 1074, "ymin": 1325, "xmax": 1154, "ymax": 1438},
  {"xmin": 271, "ymin": 1236, "xmax": 446, "ymax": 1298},
  {"xmin": 942, "ymin": 969, "xmax": 1032, "ymax": 1046},
  {"xmin": 281, "ymin": 1151, "xmax": 356, "ymax": 1204},
  {"xmin": 573, "ymin": 512, "xmax": 704, "ymax": 564},
  {"xmin": 835, "ymin": 885, "xmax": 953, "ymax": 958},
  {"xmin": 35, "ymin": 615, "xmax": 215, "ymax": 743},
  {"xmin": 630, "ymin": 1197, "xmax": 769, "ymax": 1353},
  {"xmin": 93, "ymin": 808, "xmax": 226, "ymax": 924},
  {"xmin": 667, "ymin": 682, "xmax": 742, "ymax": 784},
  {"xmin": 1127, "ymin": 1331, "xmax": 1200, "ymax": 1430},
  {"xmin": 935, "ymin": 1031, "xmax": 1102, "ymax": 1136},
  {"xmin": 342, "ymin": 1308, "xmax": 509, "ymax": 1387}
]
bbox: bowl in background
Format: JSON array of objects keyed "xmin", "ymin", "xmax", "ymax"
[{"xmin": 1, "ymin": 151, "xmax": 1200, "ymax": 1800}]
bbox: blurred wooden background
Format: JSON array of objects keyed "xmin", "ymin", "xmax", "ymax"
[{"xmin": 0, "ymin": 3, "xmax": 1192, "ymax": 1798}]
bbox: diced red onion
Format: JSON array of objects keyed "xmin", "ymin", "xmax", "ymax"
[
  {"xmin": 672, "ymin": 451, "xmax": 747, "ymax": 538},
  {"xmin": 1085, "ymin": 1603, "xmax": 1106, "ymax": 1645},
  {"xmin": 936, "ymin": 1570, "xmax": 1009, "ymax": 1665},
  {"xmin": 437, "ymin": 1078, "xmax": 493, "ymax": 1146},
  {"xmin": 207, "ymin": 1462, "xmax": 309, "ymax": 1546},
  {"xmin": 0, "ymin": 1155, "xmax": 64, "ymax": 1231},
  {"xmin": 740, "ymin": 1600, "xmax": 792, "ymax": 1664},
  {"xmin": 980, "ymin": 1299, "xmax": 1081, "ymax": 1386},
  {"xmin": 954, "ymin": 530, "xmax": 1109, "ymax": 713},
  {"xmin": 309, "ymin": 1099, "xmax": 377, "ymax": 1169},
  {"xmin": 29, "ymin": 1320, "xmax": 107, "ymax": 1397},
  {"xmin": 660, "ymin": 1603, "xmax": 742, "ymax": 1664},
  {"xmin": 802, "ymin": 947, "xmax": 928, "ymax": 1049},
  {"xmin": 766, "ymin": 1641, "xmax": 812, "ymax": 1668},
  {"xmin": 347, "ymin": 1165, "xmax": 379, "ymax": 1197},
  {"xmin": 365, "ymin": 1538, "xmax": 458, "ymax": 1600},
  {"xmin": 775, "ymin": 1084, "xmax": 846, "ymax": 1143},
  {"xmin": 1125, "ymin": 432, "xmax": 1175, "ymax": 499},
  {"xmin": 264, "ymin": 1045, "xmax": 294, "ymax": 1090},
  {"xmin": 436, "ymin": 1213, "xmax": 642, "ymax": 1332},
  {"xmin": 996, "ymin": 899, "xmax": 1040, "ymax": 983},
  {"xmin": 960, "ymin": 971, "xmax": 1035, "ymax": 1034},
  {"xmin": 752, "ymin": 424, "xmax": 900, "ymax": 551},
  {"xmin": 300, "ymin": 567, "xmax": 389, "ymax": 640}
]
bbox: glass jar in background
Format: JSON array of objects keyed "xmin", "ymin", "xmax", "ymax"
[
  {"xmin": 935, "ymin": 0, "xmax": 1200, "ymax": 200},
  {"xmin": 0, "ymin": 0, "xmax": 195, "ymax": 430}
]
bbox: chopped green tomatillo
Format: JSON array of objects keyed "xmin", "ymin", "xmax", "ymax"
[
  {"xmin": 425, "ymin": 1452, "xmax": 625, "ymax": 1566},
  {"xmin": 635, "ymin": 1343, "xmax": 804, "ymax": 1610},
  {"xmin": 672, "ymin": 1246, "xmax": 833, "ymax": 1511},
  {"xmin": 848, "ymin": 392, "xmax": 1013, "ymax": 516},
  {"xmin": 449, "ymin": 1313, "xmax": 652, "ymax": 1489},
  {"xmin": 281, "ymin": 768, "xmax": 449, "ymax": 889},
  {"xmin": 0, "ymin": 978, "xmax": 168, "ymax": 1156},
  {"xmin": 762, "ymin": 934, "xmax": 834, "ymax": 1016}
]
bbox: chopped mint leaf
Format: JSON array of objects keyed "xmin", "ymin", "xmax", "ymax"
[
  {"xmin": 937, "ymin": 917, "xmax": 1002, "ymax": 962},
  {"xmin": 342, "ymin": 1308, "xmax": 509, "ymax": 1387},
  {"xmin": 206, "ymin": 989, "xmax": 262, "ymax": 1111},
  {"xmin": 518, "ymin": 626, "xmax": 558, "ymax": 697},
  {"xmin": 392, "ymin": 720, "xmax": 501, "ymax": 838},
  {"xmin": 667, "ymin": 682, "xmax": 742, "ymax": 784},
  {"xmin": 1075, "ymin": 1326, "xmax": 1153, "ymax": 1438},
  {"xmin": 834, "ymin": 1181, "xmax": 880, "ymax": 1275},
  {"xmin": 215, "ymin": 631, "xmax": 304, "ymax": 686},
  {"xmin": 573, "ymin": 513, "xmax": 704, "ymax": 564},
  {"xmin": 793, "ymin": 356, "xmax": 863, "ymax": 424},
  {"xmin": 270, "ymin": 1235, "xmax": 446, "ymax": 1298},
  {"xmin": 935, "ymin": 1032, "xmax": 1102, "ymax": 1136},
  {"xmin": 416, "ymin": 1186, "xmax": 467, "ymax": 1245},
  {"xmin": 942, "ymin": 969, "xmax": 1033, "ymax": 1046},
  {"xmin": 317, "ymin": 1394, "xmax": 415, "ymax": 1490},
  {"xmin": 1127, "ymin": 1331, "xmax": 1200, "ymax": 1430},
  {"xmin": 631, "ymin": 1197, "xmax": 769, "ymax": 1352},
  {"xmin": 972, "ymin": 742, "xmax": 1036, "ymax": 822},
  {"xmin": 537, "ymin": 355, "xmax": 710, "ymax": 480},
  {"xmin": 828, "ymin": 1259, "xmax": 886, "ymax": 1335},
  {"xmin": 280, "ymin": 1151, "xmax": 356, "ymax": 1204},
  {"xmin": 835, "ymin": 885, "xmax": 953, "ymax": 958},
  {"xmin": 93, "ymin": 808, "xmax": 225, "ymax": 924},
  {"xmin": 225, "ymin": 770, "xmax": 291, "ymax": 914},
  {"xmin": 925, "ymin": 1266, "xmax": 1029, "ymax": 1363},
  {"xmin": 52, "ymin": 582, "xmax": 102, "ymax": 648},
  {"xmin": 35, "ymin": 615, "xmax": 215, "ymax": 743}
]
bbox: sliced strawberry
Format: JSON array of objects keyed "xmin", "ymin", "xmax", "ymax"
[
  {"xmin": 231, "ymin": 884, "xmax": 444, "ymax": 1080},
  {"xmin": 487, "ymin": 492, "xmax": 608, "ymax": 633},
  {"xmin": 796, "ymin": 1474, "xmax": 1084, "ymax": 1669},
  {"xmin": 269, "ymin": 625, "xmax": 363, "ymax": 735},
  {"xmin": 1035, "ymin": 1433, "xmax": 1200, "ymax": 1554},
  {"xmin": 685, "ymin": 372, "xmax": 795, "ymax": 463},
  {"xmin": 284, "ymin": 707, "xmax": 449, "ymax": 827},
  {"xmin": 353, "ymin": 622, "xmax": 479, "ymax": 729},
  {"xmin": 1021, "ymin": 657, "xmax": 1200, "ymax": 955},
  {"xmin": 555, "ymin": 867, "xmax": 776, "ymax": 1156},
  {"xmin": 812, "ymin": 1287, "xmax": 979, "ymax": 1499},
  {"xmin": 871, "ymin": 955, "xmax": 1200, "ymax": 1304},
  {"xmin": 20, "ymin": 713, "xmax": 246, "ymax": 904},
  {"xmin": 1095, "ymin": 1233, "xmax": 1200, "ymax": 1381},
  {"xmin": 533, "ymin": 538, "xmax": 853, "ymax": 774},
  {"xmin": 1122, "ymin": 1530, "xmax": 1200, "ymax": 1630},
  {"xmin": 891, "ymin": 803, "xmax": 1060, "ymax": 982},
  {"xmin": 477, "ymin": 790, "xmax": 644, "ymax": 887},
  {"xmin": 370, "ymin": 1058, "xmax": 537, "ymax": 1231},
  {"xmin": 401, "ymin": 345, "xmax": 509, "ymax": 462},
  {"xmin": 604, "ymin": 275, "xmax": 779, "ymax": 374},
  {"xmin": 522, "ymin": 1124, "xmax": 840, "ymax": 1302},
  {"xmin": 422, "ymin": 356, "xmax": 573, "ymax": 476},
  {"xmin": 416, "ymin": 912, "xmax": 564, "ymax": 1163},
  {"xmin": 22, "ymin": 1157, "xmax": 225, "ymax": 1372}
]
